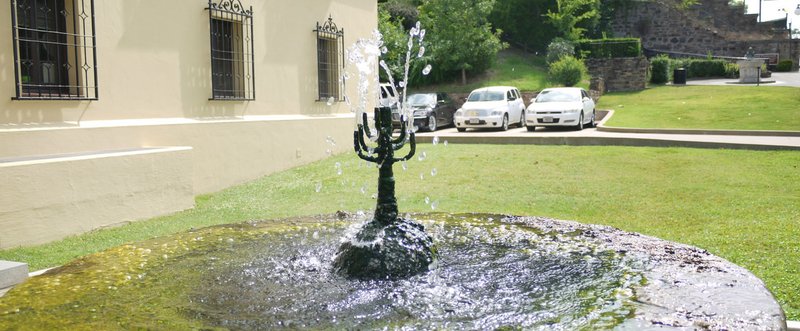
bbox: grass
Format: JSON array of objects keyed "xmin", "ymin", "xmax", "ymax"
[
  {"xmin": 597, "ymin": 85, "xmax": 800, "ymax": 131},
  {"xmin": 1, "ymin": 144, "xmax": 798, "ymax": 320},
  {"xmin": 419, "ymin": 49, "xmax": 588, "ymax": 93}
]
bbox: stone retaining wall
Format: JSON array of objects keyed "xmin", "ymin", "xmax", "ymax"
[{"xmin": 585, "ymin": 57, "xmax": 649, "ymax": 92}]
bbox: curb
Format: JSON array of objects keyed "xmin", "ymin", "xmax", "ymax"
[
  {"xmin": 789, "ymin": 320, "xmax": 800, "ymax": 331},
  {"xmin": 597, "ymin": 110, "xmax": 800, "ymax": 137}
]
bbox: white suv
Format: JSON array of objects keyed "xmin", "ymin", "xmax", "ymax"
[{"xmin": 454, "ymin": 86, "xmax": 526, "ymax": 132}]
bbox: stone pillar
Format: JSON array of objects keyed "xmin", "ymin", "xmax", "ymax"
[{"xmin": 737, "ymin": 59, "xmax": 763, "ymax": 83}]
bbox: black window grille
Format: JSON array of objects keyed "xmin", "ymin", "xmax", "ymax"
[
  {"xmin": 207, "ymin": 0, "xmax": 254, "ymax": 100},
  {"xmin": 314, "ymin": 16, "xmax": 344, "ymax": 102},
  {"xmin": 10, "ymin": 0, "xmax": 98, "ymax": 100}
]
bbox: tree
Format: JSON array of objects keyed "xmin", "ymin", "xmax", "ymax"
[
  {"xmin": 419, "ymin": 0, "xmax": 507, "ymax": 85},
  {"xmin": 490, "ymin": 0, "xmax": 559, "ymax": 53},
  {"xmin": 378, "ymin": 7, "xmax": 409, "ymax": 82},
  {"xmin": 545, "ymin": 0, "xmax": 600, "ymax": 41}
]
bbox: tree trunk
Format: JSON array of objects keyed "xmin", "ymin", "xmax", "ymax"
[{"xmin": 461, "ymin": 67, "xmax": 466, "ymax": 85}]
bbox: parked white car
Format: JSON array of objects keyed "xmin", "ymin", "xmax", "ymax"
[
  {"xmin": 525, "ymin": 87, "xmax": 595, "ymax": 131},
  {"xmin": 454, "ymin": 86, "xmax": 526, "ymax": 132}
]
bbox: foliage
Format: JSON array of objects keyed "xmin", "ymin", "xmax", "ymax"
[
  {"xmin": 419, "ymin": 0, "xmax": 507, "ymax": 84},
  {"xmin": 598, "ymin": 85, "xmax": 800, "ymax": 131},
  {"xmin": 489, "ymin": 0, "xmax": 560, "ymax": 52},
  {"xmin": 546, "ymin": 38, "xmax": 576, "ymax": 64},
  {"xmin": 381, "ymin": 0, "xmax": 421, "ymax": 30},
  {"xmin": 649, "ymin": 55, "xmax": 670, "ymax": 84},
  {"xmin": 545, "ymin": 0, "xmax": 601, "ymax": 41},
  {"xmin": 775, "ymin": 60, "xmax": 794, "ymax": 72},
  {"xmin": 672, "ymin": 59, "xmax": 728, "ymax": 78},
  {"xmin": 576, "ymin": 38, "xmax": 641, "ymax": 58},
  {"xmin": 548, "ymin": 55, "xmax": 586, "ymax": 86},
  {"xmin": 377, "ymin": 8, "xmax": 409, "ymax": 83},
  {"xmin": 723, "ymin": 62, "xmax": 739, "ymax": 78}
]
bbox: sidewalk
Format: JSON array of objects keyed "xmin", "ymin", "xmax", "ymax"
[
  {"xmin": 685, "ymin": 71, "xmax": 800, "ymax": 87},
  {"xmin": 416, "ymin": 125, "xmax": 800, "ymax": 151}
]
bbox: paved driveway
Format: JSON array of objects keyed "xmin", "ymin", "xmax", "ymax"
[{"xmin": 686, "ymin": 71, "xmax": 800, "ymax": 87}]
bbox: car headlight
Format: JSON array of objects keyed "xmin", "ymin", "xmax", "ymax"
[
  {"xmin": 490, "ymin": 110, "xmax": 502, "ymax": 116},
  {"xmin": 566, "ymin": 108, "xmax": 581, "ymax": 113},
  {"xmin": 455, "ymin": 109, "xmax": 463, "ymax": 117}
]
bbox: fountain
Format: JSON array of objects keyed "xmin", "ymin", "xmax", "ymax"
[{"xmin": 0, "ymin": 23, "xmax": 788, "ymax": 330}]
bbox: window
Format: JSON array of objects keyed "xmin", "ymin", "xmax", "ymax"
[
  {"xmin": 207, "ymin": 0, "xmax": 254, "ymax": 100},
  {"xmin": 11, "ymin": 0, "xmax": 98, "ymax": 100},
  {"xmin": 314, "ymin": 16, "xmax": 344, "ymax": 102}
]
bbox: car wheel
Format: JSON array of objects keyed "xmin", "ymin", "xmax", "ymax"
[
  {"xmin": 575, "ymin": 113, "xmax": 584, "ymax": 131},
  {"xmin": 427, "ymin": 114, "xmax": 437, "ymax": 132},
  {"xmin": 526, "ymin": 126, "xmax": 536, "ymax": 132},
  {"xmin": 457, "ymin": 127, "xmax": 466, "ymax": 132},
  {"xmin": 519, "ymin": 112, "xmax": 526, "ymax": 128},
  {"xmin": 587, "ymin": 110, "xmax": 596, "ymax": 128},
  {"xmin": 500, "ymin": 114, "xmax": 509, "ymax": 131}
]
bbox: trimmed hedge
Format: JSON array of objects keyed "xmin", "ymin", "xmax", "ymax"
[
  {"xmin": 669, "ymin": 59, "xmax": 738, "ymax": 79},
  {"xmin": 576, "ymin": 38, "xmax": 641, "ymax": 59},
  {"xmin": 650, "ymin": 55, "xmax": 670, "ymax": 84},
  {"xmin": 775, "ymin": 60, "xmax": 793, "ymax": 72}
]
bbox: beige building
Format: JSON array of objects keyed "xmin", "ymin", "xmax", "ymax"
[{"xmin": 0, "ymin": 0, "xmax": 377, "ymax": 249}]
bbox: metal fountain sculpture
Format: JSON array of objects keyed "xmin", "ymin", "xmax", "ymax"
[{"xmin": 332, "ymin": 24, "xmax": 436, "ymax": 280}]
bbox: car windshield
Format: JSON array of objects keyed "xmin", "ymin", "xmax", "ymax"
[
  {"xmin": 467, "ymin": 91, "xmax": 504, "ymax": 102},
  {"xmin": 407, "ymin": 93, "xmax": 435, "ymax": 106},
  {"xmin": 536, "ymin": 90, "xmax": 581, "ymax": 103}
]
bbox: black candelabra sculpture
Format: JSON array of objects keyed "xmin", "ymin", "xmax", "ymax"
[{"xmin": 333, "ymin": 107, "xmax": 436, "ymax": 279}]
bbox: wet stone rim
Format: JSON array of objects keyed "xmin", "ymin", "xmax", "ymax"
[{"xmin": 496, "ymin": 215, "xmax": 786, "ymax": 330}]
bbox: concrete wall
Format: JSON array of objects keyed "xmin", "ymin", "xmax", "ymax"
[{"xmin": 0, "ymin": 0, "xmax": 377, "ymax": 248}]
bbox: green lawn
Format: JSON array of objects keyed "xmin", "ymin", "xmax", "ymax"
[
  {"xmin": 598, "ymin": 85, "xmax": 800, "ymax": 131},
  {"xmin": 419, "ymin": 49, "xmax": 587, "ymax": 93},
  {"xmin": 1, "ymin": 144, "xmax": 798, "ymax": 320}
]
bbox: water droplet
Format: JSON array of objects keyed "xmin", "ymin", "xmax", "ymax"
[
  {"xmin": 444, "ymin": 140, "xmax": 449, "ymax": 147},
  {"xmin": 337, "ymin": 168, "xmax": 343, "ymax": 176},
  {"xmin": 371, "ymin": 193, "xmax": 377, "ymax": 199},
  {"xmin": 431, "ymin": 201, "xmax": 439, "ymax": 210},
  {"xmin": 419, "ymin": 29, "xmax": 426, "ymax": 39},
  {"xmin": 402, "ymin": 160, "xmax": 408, "ymax": 171},
  {"xmin": 432, "ymin": 136, "xmax": 439, "ymax": 145},
  {"xmin": 415, "ymin": 21, "xmax": 421, "ymax": 31},
  {"xmin": 360, "ymin": 186, "xmax": 366, "ymax": 194},
  {"xmin": 315, "ymin": 182, "xmax": 322, "ymax": 193},
  {"xmin": 381, "ymin": 46, "xmax": 388, "ymax": 54},
  {"xmin": 327, "ymin": 97, "xmax": 335, "ymax": 106},
  {"xmin": 419, "ymin": 173, "xmax": 424, "ymax": 180},
  {"xmin": 418, "ymin": 46, "xmax": 425, "ymax": 58},
  {"xmin": 418, "ymin": 151, "xmax": 427, "ymax": 161},
  {"xmin": 410, "ymin": 27, "xmax": 418, "ymax": 36},
  {"xmin": 425, "ymin": 196, "xmax": 430, "ymax": 204},
  {"xmin": 422, "ymin": 64, "xmax": 432, "ymax": 76},
  {"xmin": 345, "ymin": 95, "xmax": 351, "ymax": 106},
  {"xmin": 431, "ymin": 168, "xmax": 437, "ymax": 176},
  {"xmin": 326, "ymin": 149, "xmax": 332, "ymax": 155},
  {"xmin": 312, "ymin": 231, "xmax": 319, "ymax": 240},
  {"xmin": 399, "ymin": 81, "xmax": 406, "ymax": 88}
]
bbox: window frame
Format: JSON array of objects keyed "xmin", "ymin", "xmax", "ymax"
[
  {"xmin": 10, "ymin": 0, "xmax": 99, "ymax": 100},
  {"xmin": 207, "ymin": 0, "xmax": 255, "ymax": 101},
  {"xmin": 314, "ymin": 16, "xmax": 344, "ymax": 102}
]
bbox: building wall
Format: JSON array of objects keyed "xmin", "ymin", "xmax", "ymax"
[{"xmin": 0, "ymin": 0, "xmax": 377, "ymax": 248}]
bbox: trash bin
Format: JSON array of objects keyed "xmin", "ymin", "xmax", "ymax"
[{"xmin": 673, "ymin": 68, "xmax": 686, "ymax": 85}]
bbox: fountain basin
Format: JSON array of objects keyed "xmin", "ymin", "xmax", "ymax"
[{"xmin": 0, "ymin": 213, "xmax": 785, "ymax": 330}]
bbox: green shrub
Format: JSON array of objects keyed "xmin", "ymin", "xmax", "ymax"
[
  {"xmin": 723, "ymin": 62, "xmax": 739, "ymax": 78},
  {"xmin": 775, "ymin": 60, "xmax": 793, "ymax": 72},
  {"xmin": 650, "ymin": 55, "xmax": 670, "ymax": 84},
  {"xmin": 546, "ymin": 38, "xmax": 575, "ymax": 64},
  {"xmin": 683, "ymin": 59, "xmax": 728, "ymax": 78},
  {"xmin": 576, "ymin": 38, "xmax": 641, "ymax": 59},
  {"xmin": 548, "ymin": 56, "xmax": 586, "ymax": 87}
]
